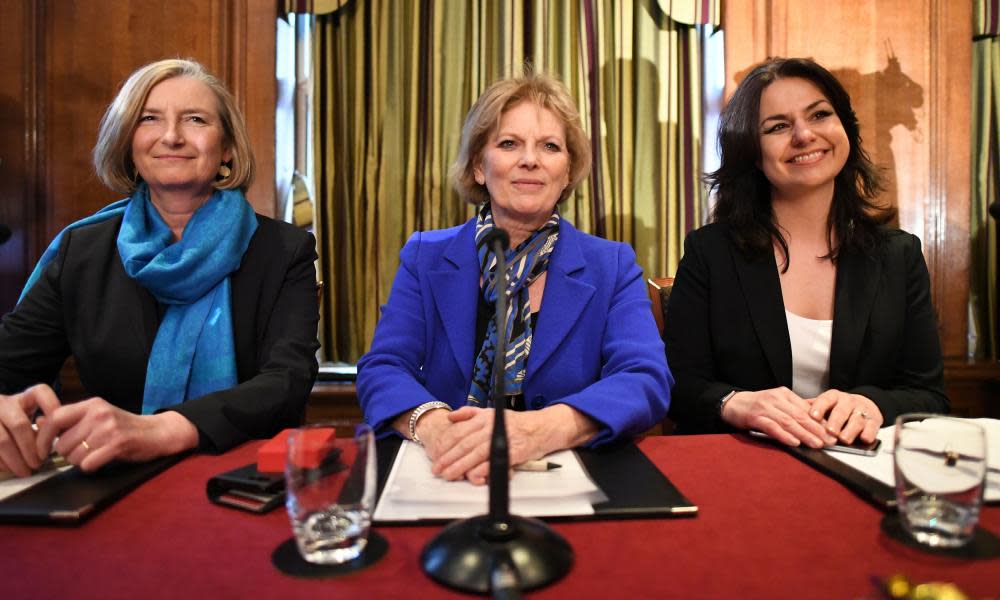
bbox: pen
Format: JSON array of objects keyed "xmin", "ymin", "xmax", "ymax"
[{"xmin": 515, "ymin": 460, "xmax": 561, "ymax": 472}]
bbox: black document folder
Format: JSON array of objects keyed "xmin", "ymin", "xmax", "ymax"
[
  {"xmin": 784, "ymin": 445, "xmax": 897, "ymax": 509},
  {"xmin": 0, "ymin": 455, "xmax": 180, "ymax": 525},
  {"xmin": 374, "ymin": 437, "xmax": 697, "ymax": 524}
]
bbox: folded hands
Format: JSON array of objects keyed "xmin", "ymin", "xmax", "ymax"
[
  {"xmin": 721, "ymin": 386, "xmax": 883, "ymax": 448},
  {"xmin": 0, "ymin": 384, "xmax": 198, "ymax": 477}
]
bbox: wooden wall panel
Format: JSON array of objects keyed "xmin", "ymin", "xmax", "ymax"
[
  {"xmin": 0, "ymin": 0, "xmax": 276, "ymax": 315},
  {"xmin": 723, "ymin": 0, "xmax": 973, "ymax": 360},
  {"xmin": 0, "ymin": 0, "xmax": 34, "ymax": 313}
]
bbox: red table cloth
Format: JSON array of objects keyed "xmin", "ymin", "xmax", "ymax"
[{"xmin": 3, "ymin": 434, "xmax": 997, "ymax": 599}]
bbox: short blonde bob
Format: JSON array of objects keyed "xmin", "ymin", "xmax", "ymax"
[
  {"xmin": 451, "ymin": 71, "xmax": 592, "ymax": 206},
  {"xmin": 93, "ymin": 58, "xmax": 255, "ymax": 195}
]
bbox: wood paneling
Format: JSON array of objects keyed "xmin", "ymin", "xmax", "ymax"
[
  {"xmin": 0, "ymin": 0, "xmax": 277, "ymax": 315},
  {"xmin": 723, "ymin": 0, "xmax": 973, "ymax": 360},
  {"xmin": 0, "ymin": 0, "xmax": 36, "ymax": 313}
]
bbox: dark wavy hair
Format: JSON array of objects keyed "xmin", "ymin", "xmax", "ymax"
[{"xmin": 707, "ymin": 57, "xmax": 894, "ymax": 268}]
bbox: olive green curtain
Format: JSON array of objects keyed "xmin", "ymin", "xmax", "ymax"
[
  {"xmin": 310, "ymin": 0, "xmax": 718, "ymax": 361},
  {"xmin": 970, "ymin": 0, "xmax": 1000, "ymax": 359}
]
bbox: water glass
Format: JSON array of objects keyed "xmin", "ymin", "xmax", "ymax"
[
  {"xmin": 893, "ymin": 414, "xmax": 986, "ymax": 548},
  {"xmin": 285, "ymin": 423, "xmax": 376, "ymax": 564}
]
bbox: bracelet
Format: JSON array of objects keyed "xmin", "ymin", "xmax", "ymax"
[
  {"xmin": 717, "ymin": 390, "xmax": 737, "ymax": 418},
  {"xmin": 408, "ymin": 401, "xmax": 451, "ymax": 446}
]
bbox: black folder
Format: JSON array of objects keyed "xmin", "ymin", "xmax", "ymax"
[
  {"xmin": 783, "ymin": 445, "xmax": 897, "ymax": 509},
  {"xmin": 0, "ymin": 455, "xmax": 181, "ymax": 525},
  {"xmin": 374, "ymin": 437, "xmax": 697, "ymax": 525}
]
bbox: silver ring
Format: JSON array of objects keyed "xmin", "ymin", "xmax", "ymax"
[
  {"xmin": 854, "ymin": 410, "xmax": 871, "ymax": 421},
  {"xmin": 81, "ymin": 440, "xmax": 91, "ymax": 452}
]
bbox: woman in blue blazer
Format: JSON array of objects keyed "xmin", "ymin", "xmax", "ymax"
[
  {"xmin": 358, "ymin": 73, "xmax": 671, "ymax": 485},
  {"xmin": 665, "ymin": 58, "xmax": 947, "ymax": 449}
]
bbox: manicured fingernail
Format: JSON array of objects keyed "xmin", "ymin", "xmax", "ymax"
[{"xmin": 810, "ymin": 410, "xmax": 820, "ymax": 419}]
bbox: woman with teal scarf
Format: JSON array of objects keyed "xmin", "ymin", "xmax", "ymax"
[{"xmin": 0, "ymin": 59, "xmax": 320, "ymax": 477}]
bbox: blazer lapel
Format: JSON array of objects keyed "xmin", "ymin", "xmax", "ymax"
[
  {"xmin": 829, "ymin": 246, "xmax": 881, "ymax": 389},
  {"xmin": 731, "ymin": 245, "xmax": 792, "ymax": 387},
  {"xmin": 527, "ymin": 222, "xmax": 595, "ymax": 377},
  {"xmin": 428, "ymin": 220, "xmax": 480, "ymax": 379}
]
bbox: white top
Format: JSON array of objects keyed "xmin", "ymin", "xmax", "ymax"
[{"xmin": 785, "ymin": 309, "xmax": 832, "ymax": 399}]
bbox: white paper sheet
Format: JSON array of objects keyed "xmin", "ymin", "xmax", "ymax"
[
  {"xmin": 373, "ymin": 440, "xmax": 607, "ymax": 521},
  {"xmin": 823, "ymin": 418, "xmax": 1000, "ymax": 502}
]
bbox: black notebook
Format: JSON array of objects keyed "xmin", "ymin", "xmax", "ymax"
[
  {"xmin": 0, "ymin": 455, "xmax": 181, "ymax": 525},
  {"xmin": 373, "ymin": 437, "xmax": 697, "ymax": 524}
]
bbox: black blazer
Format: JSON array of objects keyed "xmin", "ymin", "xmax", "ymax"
[
  {"xmin": 0, "ymin": 213, "xmax": 320, "ymax": 452},
  {"xmin": 664, "ymin": 223, "xmax": 948, "ymax": 434}
]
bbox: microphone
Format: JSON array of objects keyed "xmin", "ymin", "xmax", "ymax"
[
  {"xmin": 421, "ymin": 227, "xmax": 573, "ymax": 596},
  {"xmin": 0, "ymin": 224, "xmax": 10, "ymax": 246},
  {"xmin": 479, "ymin": 227, "xmax": 512, "ymax": 522}
]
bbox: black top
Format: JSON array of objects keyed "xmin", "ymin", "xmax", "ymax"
[
  {"xmin": 664, "ymin": 223, "xmax": 948, "ymax": 434},
  {"xmin": 0, "ymin": 213, "xmax": 321, "ymax": 452}
]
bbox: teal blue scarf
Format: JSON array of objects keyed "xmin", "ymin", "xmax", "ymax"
[{"xmin": 20, "ymin": 184, "xmax": 258, "ymax": 415}]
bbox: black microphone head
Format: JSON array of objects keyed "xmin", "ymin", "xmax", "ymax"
[
  {"xmin": 481, "ymin": 228, "xmax": 510, "ymax": 252},
  {"xmin": 0, "ymin": 224, "xmax": 10, "ymax": 246},
  {"xmin": 990, "ymin": 202, "xmax": 1000, "ymax": 221}
]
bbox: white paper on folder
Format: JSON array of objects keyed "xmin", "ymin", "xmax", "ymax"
[
  {"xmin": 373, "ymin": 440, "xmax": 607, "ymax": 521},
  {"xmin": 822, "ymin": 418, "xmax": 1000, "ymax": 502}
]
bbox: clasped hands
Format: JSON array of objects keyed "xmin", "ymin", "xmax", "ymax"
[
  {"xmin": 0, "ymin": 384, "xmax": 198, "ymax": 477},
  {"xmin": 721, "ymin": 387, "xmax": 883, "ymax": 449},
  {"xmin": 413, "ymin": 404, "xmax": 592, "ymax": 486}
]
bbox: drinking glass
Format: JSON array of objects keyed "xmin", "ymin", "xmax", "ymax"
[
  {"xmin": 285, "ymin": 423, "xmax": 376, "ymax": 564},
  {"xmin": 893, "ymin": 414, "xmax": 986, "ymax": 548}
]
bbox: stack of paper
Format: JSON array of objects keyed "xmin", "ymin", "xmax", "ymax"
[
  {"xmin": 823, "ymin": 418, "xmax": 1000, "ymax": 502},
  {"xmin": 373, "ymin": 441, "xmax": 607, "ymax": 522}
]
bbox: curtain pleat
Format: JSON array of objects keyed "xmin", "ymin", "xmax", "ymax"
[
  {"xmin": 970, "ymin": 15, "xmax": 1000, "ymax": 359},
  {"xmin": 310, "ymin": 0, "xmax": 716, "ymax": 361}
]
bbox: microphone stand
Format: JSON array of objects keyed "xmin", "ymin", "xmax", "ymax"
[{"xmin": 421, "ymin": 229, "xmax": 573, "ymax": 596}]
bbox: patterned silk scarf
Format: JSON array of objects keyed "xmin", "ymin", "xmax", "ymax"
[
  {"xmin": 467, "ymin": 204, "xmax": 560, "ymax": 408},
  {"xmin": 20, "ymin": 183, "xmax": 257, "ymax": 415}
]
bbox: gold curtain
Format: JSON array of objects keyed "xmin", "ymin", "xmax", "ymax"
[
  {"xmin": 310, "ymin": 0, "xmax": 717, "ymax": 361},
  {"xmin": 970, "ymin": 0, "xmax": 1000, "ymax": 359}
]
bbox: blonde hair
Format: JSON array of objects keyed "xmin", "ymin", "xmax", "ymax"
[
  {"xmin": 451, "ymin": 71, "xmax": 592, "ymax": 205},
  {"xmin": 92, "ymin": 58, "xmax": 255, "ymax": 195}
]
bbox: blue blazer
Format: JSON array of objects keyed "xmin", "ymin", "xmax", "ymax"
[{"xmin": 357, "ymin": 217, "xmax": 672, "ymax": 445}]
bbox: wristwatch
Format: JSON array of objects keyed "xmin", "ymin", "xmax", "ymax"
[
  {"xmin": 408, "ymin": 401, "xmax": 451, "ymax": 446},
  {"xmin": 717, "ymin": 390, "xmax": 737, "ymax": 418}
]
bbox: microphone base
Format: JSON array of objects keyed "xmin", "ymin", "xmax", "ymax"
[{"xmin": 421, "ymin": 514, "xmax": 573, "ymax": 594}]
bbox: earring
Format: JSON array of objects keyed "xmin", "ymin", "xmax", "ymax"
[{"xmin": 218, "ymin": 163, "xmax": 232, "ymax": 179}]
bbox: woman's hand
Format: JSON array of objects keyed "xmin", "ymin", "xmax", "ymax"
[
  {"xmin": 0, "ymin": 385, "xmax": 62, "ymax": 477},
  {"xmin": 722, "ymin": 387, "xmax": 838, "ymax": 449},
  {"xmin": 427, "ymin": 404, "xmax": 598, "ymax": 485},
  {"xmin": 34, "ymin": 397, "xmax": 199, "ymax": 473},
  {"xmin": 807, "ymin": 390, "xmax": 883, "ymax": 444}
]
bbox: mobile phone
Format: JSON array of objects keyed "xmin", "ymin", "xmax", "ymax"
[
  {"xmin": 824, "ymin": 437, "xmax": 881, "ymax": 457},
  {"xmin": 749, "ymin": 430, "xmax": 882, "ymax": 456}
]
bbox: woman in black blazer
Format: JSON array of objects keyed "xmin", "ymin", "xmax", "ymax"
[
  {"xmin": 0, "ymin": 59, "xmax": 319, "ymax": 477},
  {"xmin": 664, "ymin": 58, "xmax": 947, "ymax": 448}
]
